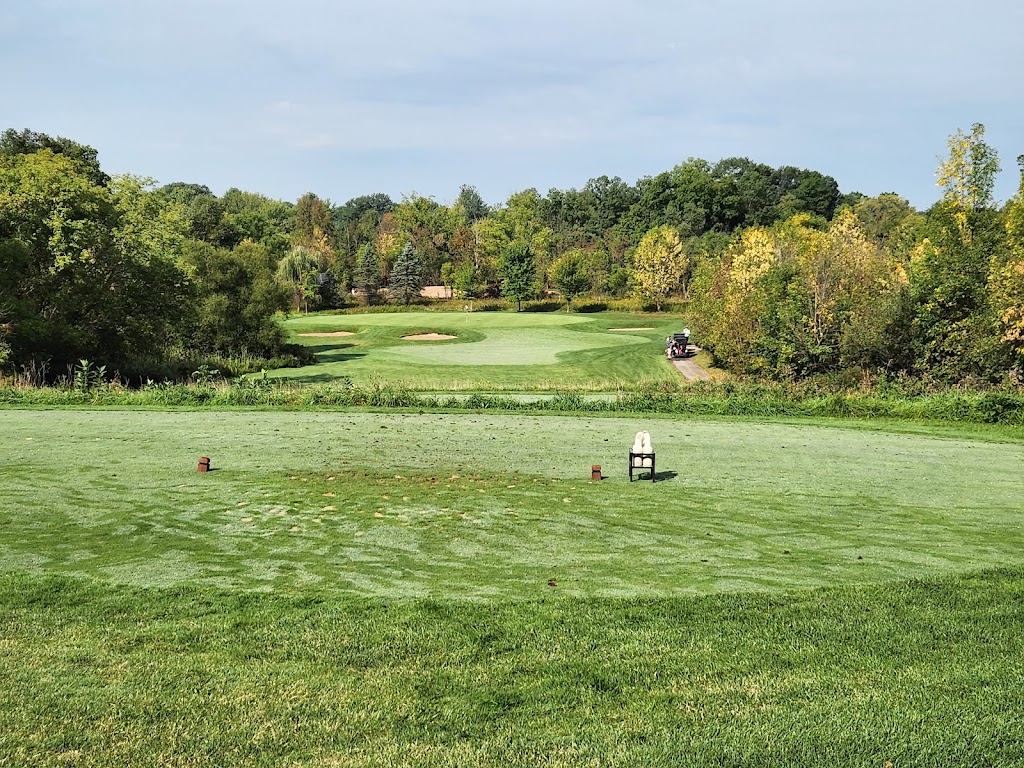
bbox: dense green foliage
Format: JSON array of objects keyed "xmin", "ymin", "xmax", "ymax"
[
  {"xmin": 691, "ymin": 126, "xmax": 1024, "ymax": 384},
  {"xmin": 0, "ymin": 132, "xmax": 290, "ymax": 377},
  {"xmin": 498, "ymin": 241, "xmax": 538, "ymax": 311},
  {"xmin": 3, "ymin": 124, "xmax": 1022, "ymax": 387},
  {"xmin": 549, "ymin": 250, "xmax": 591, "ymax": 311}
]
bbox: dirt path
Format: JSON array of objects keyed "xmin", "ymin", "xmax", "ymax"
[{"xmin": 670, "ymin": 346, "xmax": 712, "ymax": 381}]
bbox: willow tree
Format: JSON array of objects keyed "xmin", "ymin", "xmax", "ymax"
[{"xmin": 276, "ymin": 245, "xmax": 320, "ymax": 313}]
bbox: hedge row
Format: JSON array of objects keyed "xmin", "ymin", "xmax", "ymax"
[{"xmin": 2, "ymin": 382, "xmax": 1023, "ymax": 425}]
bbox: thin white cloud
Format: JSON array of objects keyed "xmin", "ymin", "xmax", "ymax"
[{"xmin": 2, "ymin": 0, "xmax": 1022, "ymax": 206}]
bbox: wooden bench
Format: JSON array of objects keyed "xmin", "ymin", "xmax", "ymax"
[{"xmin": 628, "ymin": 451, "xmax": 656, "ymax": 482}]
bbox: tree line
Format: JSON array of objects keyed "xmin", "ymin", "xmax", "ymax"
[
  {"xmin": 1, "ymin": 124, "xmax": 1021, "ymax": 384},
  {"xmin": 691, "ymin": 125, "xmax": 1024, "ymax": 384}
]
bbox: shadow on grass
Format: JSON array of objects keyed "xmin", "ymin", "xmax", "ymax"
[
  {"xmin": 627, "ymin": 470, "xmax": 678, "ymax": 482},
  {"xmin": 310, "ymin": 344, "xmax": 365, "ymax": 364},
  {"xmin": 282, "ymin": 373, "xmax": 360, "ymax": 383},
  {"xmin": 310, "ymin": 342, "xmax": 356, "ymax": 354}
]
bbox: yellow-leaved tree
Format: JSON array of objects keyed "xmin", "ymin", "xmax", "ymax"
[
  {"xmin": 935, "ymin": 122, "xmax": 1001, "ymax": 242},
  {"xmin": 989, "ymin": 158, "xmax": 1024, "ymax": 364},
  {"xmin": 631, "ymin": 225, "xmax": 687, "ymax": 311},
  {"xmin": 714, "ymin": 226, "xmax": 777, "ymax": 371}
]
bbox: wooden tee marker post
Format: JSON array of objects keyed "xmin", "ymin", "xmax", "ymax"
[
  {"xmin": 591, "ymin": 465, "xmax": 602, "ymax": 481},
  {"xmin": 198, "ymin": 456, "xmax": 211, "ymax": 473}
]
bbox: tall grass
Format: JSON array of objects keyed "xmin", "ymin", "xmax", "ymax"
[{"xmin": 2, "ymin": 378, "xmax": 1023, "ymax": 424}]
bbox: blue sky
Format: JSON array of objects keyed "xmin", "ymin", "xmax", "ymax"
[{"xmin": 3, "ymin": 0, "xmax": 1022, "ymax": 209}]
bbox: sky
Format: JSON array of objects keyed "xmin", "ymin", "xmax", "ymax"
[{"xmin": 2, "ymin": 0, "xmax": 1022, "ymax": 210}]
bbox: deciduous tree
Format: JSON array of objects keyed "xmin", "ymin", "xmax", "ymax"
[
  {"xmin": 276, "ymin": 246, "xmax": 321, "ymax": 313},
  {"xmin": 550, "ymin": 249, "xmax": 591, "ymax": 312},
  {"xmin": 990, "ymin": 157, "xmax": 1024, "ymax": 367},
  {"xmin": 498, "ymin": 241, "xmax": 536, "ymax": 311},
  {"xmin": 182, "ymin": 240, "xmax": 288, "ymax": 356},
  {"xmin": 631, "ymin": 226, "xmax": 687, "ymax": 311}
]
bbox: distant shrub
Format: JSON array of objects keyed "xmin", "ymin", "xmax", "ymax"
[
  {"xmin": 432, "ymin": 299, "xmax": 508, "ymax": 312},
  {"xmin": 521, "ymin": 299, "xmax": 562, "ymax": 313}
]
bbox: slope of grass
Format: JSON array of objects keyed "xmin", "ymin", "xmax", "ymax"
[
  {"xmin": 3, "ymin": 409, "xmax": 1023, "ymax": 597},
  {"xmin": 272, "ymin": 311, "xmax": 686, "ymax": 390}
]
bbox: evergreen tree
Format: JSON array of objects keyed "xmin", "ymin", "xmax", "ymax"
[
  {"xmin": 390, "ymin": 241, "xmax": 422, "ymax": 304},
  {"xmin": 355, "ymin": 243, "xmax": 380, "ymax": 305}
]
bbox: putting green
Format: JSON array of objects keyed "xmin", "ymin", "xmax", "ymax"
[
  {"xmin": 275, "ymin": 311, "xmax": 683, "ymax": 389},
  {"xmin": 382, "ymin": 327, "xmax": 645, "ymax": 366}
]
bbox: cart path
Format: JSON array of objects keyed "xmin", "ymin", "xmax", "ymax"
[{"xmin": 670, "ymin": 346, "xmax": 712, "ymax": 381}]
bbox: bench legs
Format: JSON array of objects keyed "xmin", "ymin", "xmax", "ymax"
[{"xmin": 629, "ymin": 454, "xmax": 656, "ymax": 482}]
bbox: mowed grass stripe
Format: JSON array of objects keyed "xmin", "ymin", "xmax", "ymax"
[
  {"xmin": 2, "ymin": 570, "xmax": 1024, "ymax": 766},
  {"xmin": 2, "ymin": 409, "xmax": 1023, "ymax": 596}
]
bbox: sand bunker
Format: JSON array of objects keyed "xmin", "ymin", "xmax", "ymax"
[
  {"xmin": 401, "ymin": 333, "xmax": 457, "ymax": 341},
  {"xmin": 298, "ymin": 331, "xmax": 355, "ymax": 337},
  {"xmin": 608, "ymin": 327, "xmax": 654, "ymax": 331}
]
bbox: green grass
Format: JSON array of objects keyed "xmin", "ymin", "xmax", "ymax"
[
  {"xmin": 272, "ymin": 311, "xmax": 690, "ymax": 390},
  {"xmin": 3, "ymin": 409, "xmax": 1024, "ymax": 595},
  {"xmin": 4, "ymin": 408, "xmax": 1024, "ymax": 765},
  {"xmin": 4, "ymin": 571, "xmax": 1024, "ymax": 766}
]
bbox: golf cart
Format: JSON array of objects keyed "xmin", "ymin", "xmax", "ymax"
[{"xmin": 665, "ymin": 328, "xmax": 692, "ymax": 359}]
